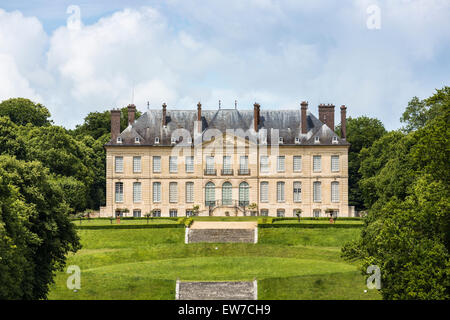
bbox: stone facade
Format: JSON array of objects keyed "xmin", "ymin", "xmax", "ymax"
[{"xmin": 99, "ymin": 102, "xmax": 352, "ymax": 218}]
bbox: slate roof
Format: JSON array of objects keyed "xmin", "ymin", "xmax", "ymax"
[{"xmin": 106, "ymin": 108, "xmax": 349, "ymax": 147}]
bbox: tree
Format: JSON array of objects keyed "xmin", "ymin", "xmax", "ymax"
[
  {"xmin": 72, "ymin": 106, "xmax": 142, "ymax": 139},
  {"xmin": 336, "ymin": 116, "xmax": 386, "ymax": 210},
  {"xmin": 342, "ymin": 88, "xmax": 450, "ymax": 300},
  {"xmin": 400, "ymin": 86, "xmax": 449, "ymax": 133},
  {"xmin": 0, "ymin": 116, "xmax": 26, "ymax": 159},
  {"xmin": 0, "ymin": 98, "xmax": 51, "ymax": 127},
  {"xmin": 0, "ymin": 155, "xmax": 80, "ymax": 299}
]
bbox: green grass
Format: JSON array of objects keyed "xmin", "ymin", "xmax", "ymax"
[{"xmin": 48, "ymin": 225, "xmax": 380, "ymax": 300}]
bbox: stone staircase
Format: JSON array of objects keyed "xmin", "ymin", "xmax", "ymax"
[
  {"xmin": 176, "ymin": 281, "xmax": 257, "ymax": 300},
  {"xmin": 187, "ymin": 228, "xmax": 256, "ymax": 243}
]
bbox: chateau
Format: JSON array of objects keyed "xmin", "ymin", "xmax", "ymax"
[{"xmin": 99, "ymin": 101, "xmax": 353, "ymax": 218}]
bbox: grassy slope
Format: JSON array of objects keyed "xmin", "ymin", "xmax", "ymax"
[{"xmin": 48, "ymin": 227, "xmax": 380, "ymax": 300}]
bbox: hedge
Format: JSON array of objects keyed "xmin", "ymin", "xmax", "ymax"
[
  {"xmin": 258, "ymin": 223, "xmax": 364, "ymax": 229},
  {"xmin": 75, "ymin": 224, "xmax": 185, "ymax": 230}
]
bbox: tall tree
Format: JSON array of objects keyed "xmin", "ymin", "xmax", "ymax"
[
  {"xmin": 0, "ymin": 155, "xmax": 80, "ymax": 299},
  {"xmin": 0, "ymin": 98, "xmax": 51, "ymax": 127},
  {"xmin": 342, "ymin": 88, "xmax": 450, "ymax": 300},
  {"xmin": 336, "ymin": 116, "xmax": 386, "ymax": 210}
]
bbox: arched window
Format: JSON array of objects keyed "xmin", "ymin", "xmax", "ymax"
[
  {"xmin": 239, "ymin": 182, "xmax": 249, "ymax": 206},
  {"xmin": 205, "ymin": 182, "xmax": 215, "ymax": 206},
  {"xmin": 222, "ymin": 182, "xmax": 232, "ymax": 205}
]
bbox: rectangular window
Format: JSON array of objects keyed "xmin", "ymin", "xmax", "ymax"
[
  {"xmin": 153, "ymin": 156, "xmax": 161, "ymax": 173},
  {"xmin": 186, "ymin": 182, "xmax": 194, "ymax": 203},
  {"xmin": 313, "ymin": 181, "xmax": 322, "ymax": 202},
  {"xmin": 277, "ymin": 209, "xmax": 285, "ymax": 217},
  {"xmin": 331, "ymin": 182, "xmax": 339, "ymax": 202},
  {"xmin": 223, "ymin": 156, "xmax": 231, "ymax": 170},
  {"xmin": 331, "ymin": 155, "xmax": 340, "ymax": 172},
  {"xmin": 277, "ymin": 181, "xmax": 285, "ymax": 202},
  {"xmin": 293, "ymin": 181, "xmax": 302, "ymax": 202},
  {"xmin": 186, "ymin": 210, "xmax": 193, "ymax": 217},
  {"xmin": 169, "ymin": 182, "xmax": 178, "ymax": 203},
  {"xmin": 260, "ymin": 209, "xmax": 269, "ymax": 217},
  {"xmin": 260, "ymin": 182, "xmax": 269, "ymax": 202},
  {"xmin": 169, "ymin": 209, "xmax": 177, "ymax": 217},
  {"xmin": 133, "ymin": 182, "xmax": 141, "ymax": 202},
  {"xmin": 153, "ymin": 182, "xmax": 161, "ymax": 202},
  {"xmin": 115, "ymin": 182, "xmax": 123, "ymax": 202},
  {"xmin": 293, "ymin": 156, "xmax": 302, "ymax": 172},
  {"xmin": 185, "ymin": 156, "xmax": 194, "ymax": 173},
  {"xmin": 277, "ymin": 156, "xmax": 285, "ymax": 172},
  {"xmin": 260, "ymin": 156, "xmax": 269, "ymax": 173},
  {"xmin": 240, "ymin": 156, "xmax": 248, "ymax": 172},
  {"xmin": 133, "ymin": 210, "xmax": 141, "ymax": 218},
  {"xmin": 313, "ymin": 155, "xmax": 322, "ymax": 172},
  {"xmin": 133, "ymin": 156, "xmax": 141, "ymax": 173},
  {"xmin": 169, "ymin": 156, "xmax": 178, "ymax": 173},
  {"xmin": 206, "ymin": 156, "xmax": 215, "ymax": 174},
  {"xmin": 115, "ymin": 156, "xmax": 123, "ymax": 173}
]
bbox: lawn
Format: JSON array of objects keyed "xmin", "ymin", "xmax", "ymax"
[{"xmin": 48, "ymin": 223, "xmax": 380, "ymax": 300}]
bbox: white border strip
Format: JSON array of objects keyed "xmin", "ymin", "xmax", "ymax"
[
  {"xmin": 254, "ymin": 227, "xmax": 258, "ymax": 244},
  {"xmin": 253, "ymin": 280, "xmax": 258, "ymax": 300},
  {"xmin": 185, "ymin": 227, "xmax": 189, "ymax": 244},
  {"xmin": 175, "ymin": 280, "xmax": 180, "ymax": 300}
]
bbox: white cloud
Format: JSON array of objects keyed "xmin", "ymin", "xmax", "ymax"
[{"xmin": 0, "ymin": 2, "xmax": 448, "ymax": 129}]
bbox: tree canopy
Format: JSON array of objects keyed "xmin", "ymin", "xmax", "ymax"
[
  {"xmin": 342, "ymin": 87, "xmax": 450, "ymax": 299},
  {"xmin": 0, "ymin": 98, "xmax": 51, "ymax": 127}
]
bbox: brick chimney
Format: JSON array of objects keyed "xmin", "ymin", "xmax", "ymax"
[
  {"xmin": 340, "ymin": 105, "xmax": 347, "ymax": 139},
  {"xmin": 318, "ymin": 104, "xmax": 335, "ymax": 131},
  {"xmin": 301, "ymin": 101, "xmax": 308, "ymax": 134},
  {"xmin": 111, "ymin": 109, "xmax": 121, "ymax": 142},
  {"xmin": 127, "ymin": 104, "xmax": 136, "ymax": 125},
  {"xmin": 197, "ymin": 102, "xmax": 202, "ymax": 133},
  {"xmin": 254, "ymin": 103, "xmax": 260, "ymax": 132},
  {"xmin": 162, "ymin": 103, "xmax": 167, "ymax": 126}
]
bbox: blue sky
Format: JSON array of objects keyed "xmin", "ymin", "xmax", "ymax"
[{"xmin": 0, "ymin": 0, "xmax": 448, "ymax": 129}]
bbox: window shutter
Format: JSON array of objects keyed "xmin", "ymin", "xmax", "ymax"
[
  {"xmin": 331, "ymin": 155, "xmax": 339, "ymax": 172},
  {"xmin": 133, "ymin": 182, "xmax": 141, "ymax": 202},
  {"xmin": 133, "ymin": 156, "xmax": 141, "ymax": 173},
  {"xmin": 153, "ymin": 156, "xmax": 161, "ymax": 173},
  {"xmin": 115, "ymin": 157, "xmax": 123, "ymax": 173},
  {"xmin": 169, "ymin": 182, "xmax": 178, "ymax": 203},
  {"xmin": 313, "ymin": 156, "xmax": 321, "ymax": 172},
  {"xmin": 313, "ymin": 181, "xmax": 321, "ymax": 202},
  {"xmin": 293, "ymin": 156, "xmax": 302, "ymax": 172},
  {"xmin": 331, "ymin": 182, "xmax": 339, "ymax": 202},
  {"xmin": 260, "ymin": 182, "xmax": 268, "ymax": 202}
]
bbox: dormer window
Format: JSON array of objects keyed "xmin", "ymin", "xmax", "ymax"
[
  {"xmin": 295, "ymin": 137, "xmax": 300, "ymax": 144},
  {"xmin": 332, "ymin": 136, "xmax": 338, "ymax": 144},
  {"xmin": 279, "ymin": 137, "xmax": 284, "ymax": 144},
  {"xmin": 154, "ymin": 137, "xmax": 160, "ymax": 144},
  {"xmin": 187, "ymin": 137, "xmax": 192, "ymax": 144},
  {"xmin": 117, "ymin": 137, "xmax": 122, "ymax": 143},
  {"xmin": 171, "ymin": 137, "xmax": 176, "ymax": 144},
  {"xmin": 314, "ymin": 136, "xmax": 320, "ymax": 144},
  {"xmin": 135, "ymin": 137, "xmax": 140, "ymax": 144}
]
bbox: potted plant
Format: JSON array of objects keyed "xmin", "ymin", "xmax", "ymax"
[
  {"xmin": 248, "ymin": 203, "xmax": 258, "ymax": 217},
  {"xmin": 145, "ymin": 212, "xmax": 152, "ymax": 224},
  {"xmin": 192, "ymin": 205, "xmax": 200, "ymax": 217},
  {"xmin": 295, "ymin": 209, "xmax": 302, "ymax": 223}
]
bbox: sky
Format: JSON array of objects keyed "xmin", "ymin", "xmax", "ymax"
[{"xmin": 0, "ymin": 0, "xmax": 448, "ymax": 129}]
